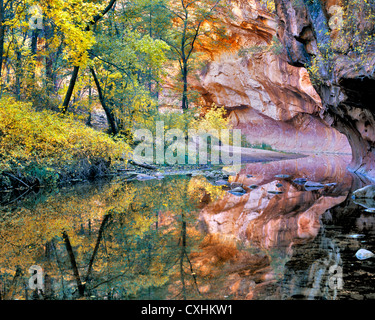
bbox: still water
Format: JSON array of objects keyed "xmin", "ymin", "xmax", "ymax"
[{"xmin": 0, "ymin": 154, "xmax": 374, "ymax": 300}]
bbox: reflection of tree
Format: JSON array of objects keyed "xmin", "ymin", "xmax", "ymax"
[
  {"xmin": 0, "ymin": 175, "xmax": 224, "ymax": 300},
  {"xmin": 175, "ymin": 204, "xmax": 201, "ymax": 300},
  {"xmin": 165, "ymin": 176, "xmax": 227, "ymax": 300},
  {"xmin": 61, "ymin": 212, "xmax": 112, "ymax": 297}
]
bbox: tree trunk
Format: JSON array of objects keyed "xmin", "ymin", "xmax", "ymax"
[
  {"xmin": 61, "ymin": 0, "xmax": 117, "ymax": 114},
  {"xmin": 84, "ymin": 213, "xmax": 111, "ymax": 285},
  {"xmin": 30, "ymin": 29, "xmax": 39, "ymax": 80},
  {"xmin": 62, "ymin": 231, "xmax": 85, "ymax": 297},
  {"xmin": 180, "ymin": 212, "xmax": 187, "ymax": 300},
  {"xmin": 181, "ymin": 60, "xmax": 188, "ymax": 112},
  {"xmin": 15, "ymin": 50, "xmax": 22, "ymax": 100},
  {"xmin": 0, "ymin": 0, "xmax": 5, "ymax": 82},
  {"xmin": 3, "ymin": 267, "xmax": 22, "ymax": 300},
  {"xmin": 90, "ymin": 67, "xmax": 118, "ymax": 135},
  {"xmin": 44, "ymin": 23, "xmax": 57, "ymax": 94},
  {"xmin": 62, "ymin": 66, "xmax": 79, "ymax": 113}
]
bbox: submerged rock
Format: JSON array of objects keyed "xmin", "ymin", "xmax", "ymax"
[
  {"xmin": 353, "ymin": 185, "xmax": 375, "ymax": 199},
  {"xmin": 355, "ymin": 249, "xmax": 375, "ymax": 260},
  {"xmin": 249, "ymin": 185, "xmax": 259, "ymax": 189}
]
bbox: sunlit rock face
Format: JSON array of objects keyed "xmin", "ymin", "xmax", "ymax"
[
  {"xmin": 273, "ymin": 0, "xmax": 375, "ymax": 180},
  {"xmin": 189, "ymin": 0, "xmax": 350, "ymax": 153}
]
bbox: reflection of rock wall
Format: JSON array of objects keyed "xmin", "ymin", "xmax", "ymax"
[
  {"xmin": 280, "ymin": 231, "xmax": 343, "ymax": 300},
  {"xmin": 193, "ymin": 155, "xmax": 353, "ymax": 299},
  {"xmin": 188, "ymin": 0, "xmax": 351, "ymax": 153},
  {"xmin": 200, "ymin": 179, "xmax": 348, "ymax": 250},
  {"xmin": 199, "ymin": 155, "xmax": 353, "ymax": 251}
]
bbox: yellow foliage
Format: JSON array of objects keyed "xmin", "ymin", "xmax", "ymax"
[
  {"xmin": 0, "ymin": 97, "xmax": 130, "ymax": 183},
  {"xmin": 191, "ymin": 104, "xmax": 231, "ymax": 133}
]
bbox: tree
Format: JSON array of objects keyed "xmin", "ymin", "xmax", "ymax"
[
  {"xmin": 89, "ymin": 0, "xmax": 170, "ymax": 135},
  {"xmin": 61, "ymin": 0, "xmax": 117, "ymax": 113},
  {"xmin": 161, "ymin": 0, "xmax": 225, "ymax": 112}
]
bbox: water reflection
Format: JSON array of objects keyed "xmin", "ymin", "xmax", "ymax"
[{"xmin": 0, "ymin": 155, "xmax": 374, "ymax": 300}]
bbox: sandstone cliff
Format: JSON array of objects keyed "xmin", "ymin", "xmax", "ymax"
[
  {"xmin": 188, "ymin": 0, "xmax": 351, "ymax": 153},
  {"xmin": 273, "ymin": 0, "xmax": 375, "ymax": 179}
]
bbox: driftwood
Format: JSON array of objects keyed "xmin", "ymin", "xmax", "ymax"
[{"xmin": 128, "ymin": 160, "xmax": 157, "ymax": 170}]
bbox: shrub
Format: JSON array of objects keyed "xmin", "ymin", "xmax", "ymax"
[{"xmin": 0, "ymin": 97, "xmax": 130, "ymax": 187}]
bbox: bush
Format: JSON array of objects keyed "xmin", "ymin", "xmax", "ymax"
[{"xmin": 0, "ymin": 97, "xmax": 130, "ymax": 188}]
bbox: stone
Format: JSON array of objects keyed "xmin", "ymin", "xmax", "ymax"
[
  {"xmin": 350, "ymin": 293, "xmax": 364, "ymax": 300},
  {"xmin": 325, "ymin": 183, "xmax": 337, "ymax": 187},
  {"xmin": 365, "ymin": 293, "xmax": 375, "ymax": 299},
  {"xmin": 230, "ymin": 182, "xmax": 243, "ymax": 189},
  {"xmin": 228, "ymin": 191, "xmax": 246, "ymax": 197},
  {"xmin": 222, "ymin": 170, "xmax": 237, "ymax": 177},
  {"xmin": 347, "ymin": 234, "xmax": 365, "ymax": 239},
  {"xmin": 215, "ymin": 180, "xmax": 230, "ymax": 187},
  {"xmin": 355, "ymin": 249, "xmax": 375, "ymax": 260},
  {"xmin": 353, "ymin": 185, "xmax": 375, "ymax": 199},
  {"xmin": 305, "ymin": 181, "xmax": 325, "ymax": 188},
  {"xmin": 205, "ymin": 172, "xmax": 217, "ymax": 179},
  {"xmin": 304, "ymin": 181, "xmax": 325, "ymax": 191},
  {"xmin": 268, "ymin": 191, "xmax": 283, "ymax": 195},
  {"xmin": 293, "ymin": 178, "xmax": 307, "ymax": 184},
  {"xmin": 231, "ymin": 187, "xmax": 246, "ymax": 194},
  {"xmin": 353, "ymin": 198, "xmax": 375, "ymax": 210},
  {"xmin": 192, "ymin": 172, "xmax": 203, "ymax": 177},
  {"xmin": 136, "ymin": 174, "xmax": 156, "ymax": 181},
  {"xmin": 275, "ymin": 174, "xmax": 290, "ymax": 179}
]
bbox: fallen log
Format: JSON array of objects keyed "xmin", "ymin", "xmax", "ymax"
[{"xmin": 128, "ymin": 160, "xmax": 157, "ymax": 170}]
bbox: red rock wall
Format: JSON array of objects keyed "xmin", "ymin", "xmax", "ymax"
[
  {"xmin": 273, "ymin": 0, "xmax": 375, "ymax": 179},
  {"xmin": 189, "ymin": 0, "xmax": 351, "ymax": 153}
]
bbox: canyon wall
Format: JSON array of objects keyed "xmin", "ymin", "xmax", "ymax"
[
  {"xmin": 272, "ymin": 0, "xmax": 375, "ymax": 179},
  {"xmin": 188, "ymin": 0, "xmax": 351, "ymax": 153}
]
